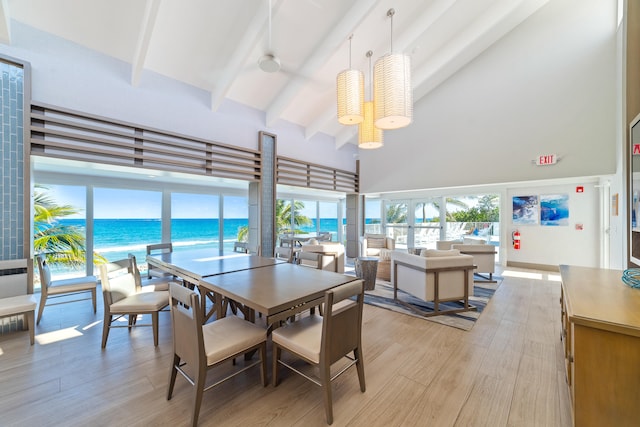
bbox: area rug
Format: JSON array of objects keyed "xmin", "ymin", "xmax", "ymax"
[{"xmin": 362, "ymin": 279, "xmax": 501, "ymax": 331}]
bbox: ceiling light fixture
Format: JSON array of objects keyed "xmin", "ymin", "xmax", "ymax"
[
  {"xmin": 336, "ymin": 34, "xmax": 364, "ymax": 125},
  {"xmin": 374, "ymin": 9, "xmax": 413, "ymax": 130},
  {"xmin": 359, "ymin": 50, "xmax": 383, "ymax": 149}
]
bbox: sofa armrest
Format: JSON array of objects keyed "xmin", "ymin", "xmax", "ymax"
[
  {"xmin": 359, "ymin": 236, "xmax": 368, "ymax": 257},
  {"xmin": 452, "ymin": 244, "xmax": 496, "ymax": 274},
  {"xmin": 385, "ymin": 237, "xmax": 395, "ymax": 250}
]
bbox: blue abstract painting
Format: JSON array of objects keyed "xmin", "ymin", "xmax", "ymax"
[
  {"xmin": 540, "ymin": 194, "xmax": 569, "ymax": 226},
  {"xmin": 512, "ymin": 195, "xmax": 538, "ymax": 225}
]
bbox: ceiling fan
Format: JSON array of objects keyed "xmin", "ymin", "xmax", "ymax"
[{"xmin": 258, "ymin": 0, "xmax": 281, "ymax": 73}]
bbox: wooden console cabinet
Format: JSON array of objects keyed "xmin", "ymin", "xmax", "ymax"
[{"xmin": 559, "ymin": 265, "xmax": 640, "ymax": 427}]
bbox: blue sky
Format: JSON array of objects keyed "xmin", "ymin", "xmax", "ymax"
[
  {"xmin": 41, "ymin": 185, "xmax": 249, "ymax": 219},
  {"xmin": 40, "ymin": 185, "xmax": 337, "ymax": 219}
]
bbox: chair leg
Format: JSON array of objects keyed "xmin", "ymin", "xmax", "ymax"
[
  {"xmin": 91, "ymin": 289, "xmax": 97, "ymax": 313},
  {"xmin": 102, "ymin": 314, "xmax": 112, "ymax": 348},
  {"xmin": 320, "ymin": 363, "xmax": 333, "ymax": 425},
  {"xmin": 27, "ymin": 310, "xmax": 35, "ymax": 345},
  {"xmin": 354, "ymin": 348, "xmax": 366, "ymax": 392},
  {"xmin": 272, "ymin": 344, "xmax": 281, "ymax": 387},
  {"xmin": 192, "ymin": 368, "xmax": 207, "ymax": 427},
  {"xmin": 259, "ymin": 342, "xmax": 268, "ymax": 386},
  {"xmin": 167, "ymin": 354, "xmax": 180, "ymax": 400},
  {"xmin": 152, "ymin": 312, "xmax": 159, "ymax": 346},
  {"xmin": 36, "ymin": 292, "xmax": 46, "ymax": 325}
]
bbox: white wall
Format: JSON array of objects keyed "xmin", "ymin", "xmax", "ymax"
[
  {"xmin": 0, "ymin": 21, "xmax": 358, "ymax": 173},
  {"xmin": 505, "ymin": 179, "xmax": 600, "ymax": 268},
  {"xmin": 359, "ymin": 0, "xmax": 617, "ymax": 194}
]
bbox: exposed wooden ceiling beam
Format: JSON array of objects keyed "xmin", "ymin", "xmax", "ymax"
[
  {"xmin": 0, "ymin": 0, "xmax": 12, "ymax": 45},
  {"xmin": 131, "ymin": 0, "xmax": 161, "ymax": 87}
]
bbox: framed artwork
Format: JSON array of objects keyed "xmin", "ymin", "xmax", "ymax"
[
  {"xmin": 612, "ymin": 193, "xmax": 619, "ymax": 216},
  {"xmin": 540, "ymin": 194, "xmax": 569, "ymax": 226},
  {"xmin": 512, "ymin": 195, "xmax": 539, "ymax": 225}
]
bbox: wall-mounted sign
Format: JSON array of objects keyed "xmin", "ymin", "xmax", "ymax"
[
  {"xmin": 634, "ymin": 144, "xmax": 640, "ymax": 155},
  {"xmin": 536, "ymin": 154, "xmax": 557, "ymax": 165}
]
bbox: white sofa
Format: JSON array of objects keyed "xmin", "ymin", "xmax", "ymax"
[
  {"xmin": 391, "ymin": 249, "xmax": 475, "ymax": 317},
  {"xmin": 300, "ymin": 242, "xmax": 345, "ymax": 273},
  {"xmin": 437, "ymin": 237, "xmax": 497, "ymax": 283}
]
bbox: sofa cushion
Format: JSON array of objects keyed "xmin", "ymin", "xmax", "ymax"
[
  {"xmin": 463, "ymin": 236, "xmax": 487, "ymax": 245},
  {"xmin": 367, "ymin": 238, "xmax": 385, "ymax": 249},
  {"xmin": 421, "ymin": 249, "xmax": 460, "ymax": 257}
]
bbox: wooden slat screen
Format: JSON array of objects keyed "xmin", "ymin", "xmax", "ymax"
[
  {"xmin": 29, "ymin": 102, "xmax": 262, "ymax": 182},
  {"xmin": 277, "ymin": 156, "xmax": 359, "ymax": 193}
]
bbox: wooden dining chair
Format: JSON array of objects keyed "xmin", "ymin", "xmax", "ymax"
[
  {"xmin": 35, "ymin": 253, "xmax": 98, "ymax": 325},
  {"xmin": 167, "ymin": 282, "xmax": 267, "ymax": 427},
  {"xmin": 146, "ymin": 243, "xmax": 173, "ymax": 279},
  {"xmin": 294, "ymin": 250, "xmax": 322, "ymax": 269},
  {"xmin": 98, "ymin": 258, "xmax": 169, "ymax": 348},
  {"xmin": 128, "ymin": 253, "xmax": 171, "ymax": 292},
  {"xmin": 274, "ymin": 246, "xmax": 293, "ymax": 263},
  {"xmin": 272, "ymin": 279, "xmax": 366, "ymax": 425}
]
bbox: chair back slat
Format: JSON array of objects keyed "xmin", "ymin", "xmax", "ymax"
[
  {"xmin": 36, "ymin": 255, "xmax": 52, "ymax": 295},
  {"xmin": 322, "ymin": 280, "xmax": 364, "ymax": 366},
  {"xmin": 169, "ymin": 283, "xmax": 204, "ymax": 370},
  {"xmin": 99, "ymin": 261, "xmax": 137, "ymax": 304}
]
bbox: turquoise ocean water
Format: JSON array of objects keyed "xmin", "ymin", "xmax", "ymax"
[{"xmin": 58, "ymin": 218, "xmax": 341, "ymax": 266}]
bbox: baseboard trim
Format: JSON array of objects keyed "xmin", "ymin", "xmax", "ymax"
[{"xmin": 506, "ymin": 261, "xmax": 559, "ymax": 272}]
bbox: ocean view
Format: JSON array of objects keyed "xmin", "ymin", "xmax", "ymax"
[{"xmin": 58, "ymin": 218, "xmax": 342, "ymax": 267}]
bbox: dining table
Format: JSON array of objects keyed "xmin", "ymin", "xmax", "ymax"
[
  {"xmin": 147, "ymin": 248, "xmax": 285, "ymax": 321},
  {"xmin": 199, "ymin": 262, "xmax": 357, "ymax": 326},
  {"xmin": 147, "ymin": 248, "xmax": 356, "ymax": 326}
]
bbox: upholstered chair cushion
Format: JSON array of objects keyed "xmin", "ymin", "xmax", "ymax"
[
  {"xmin": 203, "ymin": 315, "xmax": 268, "ymax": 365},
  {"xmin": 110, "ymin": 291, "xmax": 169, "ymax": 312},
  {"xmin": 272, "ymin": 315, "xmax": 323, "ymax": 363}
]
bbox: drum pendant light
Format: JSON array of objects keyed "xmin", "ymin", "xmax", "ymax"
[
  {"xmin": 336, "ymin": 35, "xmax": 364, "ymax": 125},
  {"xmin": 359, "ymin": 51, "xmax": 383, "ymax": 149},
  {"xmin": 374, "ymin": 9, "xmax": 412, "ymax": 130}
]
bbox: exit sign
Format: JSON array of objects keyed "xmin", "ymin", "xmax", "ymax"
[{"xmin": 536, "ymin": 154, "xmax": 557, "ymax": 166}]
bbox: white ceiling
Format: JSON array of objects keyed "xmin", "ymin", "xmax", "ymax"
[{"xmin": 1, "ymin": 0, "xmax": 549, "ymax": 147}]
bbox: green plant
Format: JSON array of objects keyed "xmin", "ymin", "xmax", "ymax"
[{"xmin": 33, "ymin": 185, "xmax": 106, "ymax": 267}]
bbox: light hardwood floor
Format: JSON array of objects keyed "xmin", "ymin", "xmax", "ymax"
[{"xmin": 0, "ymin": 267, "xmax": 572, "ymax": 426}]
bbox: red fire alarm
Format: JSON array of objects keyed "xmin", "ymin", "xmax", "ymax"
[{"xmin": 576, "ymin": 186, "xmax": 584, "ymax": 193}]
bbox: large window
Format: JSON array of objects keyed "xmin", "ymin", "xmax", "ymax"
[
  {"xmin": 33, "ymin": 184, "xmax": 87, "ymax": 286},
  {"xmin": 93, "ymin": 188, "xmax": 162, "ymax": 269},
  {"xmin": 319, "ymin": 201, "xmax": 338, "ymax": 241},
  {"xmin": 224, "ymin": 195, "xmax": 248, "ymax": 252},
  {"xmin": 364, "ymin": 199, "xmax": 382, "ymax": 234},
  {"xmin": 171, "ymin": 192, "xmax": 219, "ymax": 252}
]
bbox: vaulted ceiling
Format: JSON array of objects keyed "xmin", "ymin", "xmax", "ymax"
[{"xmin": 0, "ymin": 0, "xmax": 549, "ymax": 148}]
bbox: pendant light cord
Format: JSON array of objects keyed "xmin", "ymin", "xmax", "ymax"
[{"xmin": 387, "ymin": 8, "xmax": 395, "ymax": 54}]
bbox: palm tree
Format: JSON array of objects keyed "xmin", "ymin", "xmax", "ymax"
[
  {"xmin": 414, "ymin": 198, "xmax": 469, "ymax": 223},
  {"xmin": 386, "ymin": 203, "xmax": 408, "ymax": 224},
  {"xmin": 34, "ymin": 186, "xmax": 106, "ymax": 267},
  {"xmin": 236, "ymin": 199, "xmax": 313, "ymax": 242},
  {"xmin": 276, "ymin": 199, "xmax": 312, "ymax": 234}
]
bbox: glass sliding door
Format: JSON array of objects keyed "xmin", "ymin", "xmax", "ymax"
[
  {"xmin": 413, "ymin": 198, "xmax": 442, "ymax": 249},
  {"xmin": 384, "ymin": 201, "xmax": 409, "ymax": 249}
]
